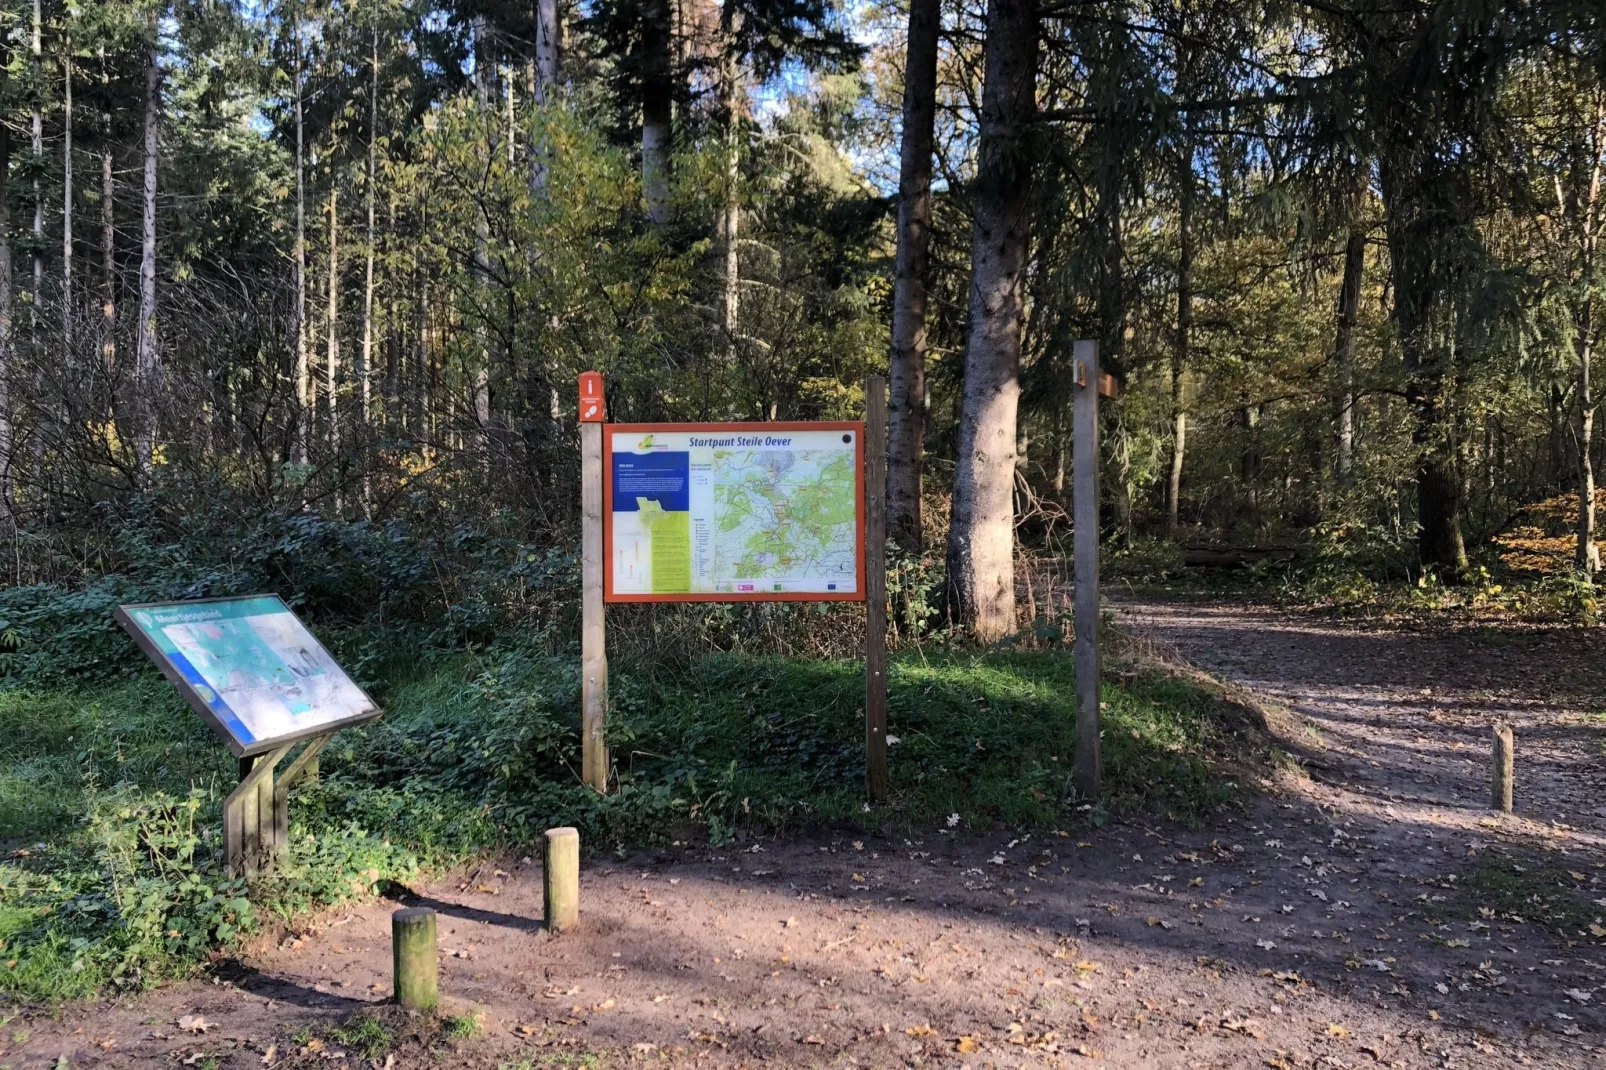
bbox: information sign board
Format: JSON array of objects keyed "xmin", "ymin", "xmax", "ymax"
[
  {"xmin": 115, "ymin": 595, "xmax": 381, "ymax": 757},
  {"xmin": 604, "ymin": 422, "xmax": 864, "ymax": 602}
]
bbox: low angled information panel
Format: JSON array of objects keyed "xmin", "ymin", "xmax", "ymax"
[
  {"xmin": 604, "ymin": 422, "xmax": 865, "ymax": 602},
  {"xmin": 116, "ymin": 595, "xmax": 380, "ymax": 757}
]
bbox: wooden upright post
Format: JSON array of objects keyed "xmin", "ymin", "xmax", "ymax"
[
  {"xmin": 543, "ymin": 826, "xmax": 580, "ymax": 932},
  {"xmin": 579, "ymin": 372, "xmax": 609, "ymax": 792},
  {"xmin": 864, "ymin": 375, "xmax": 889, "ymax": 801},
  {"xmin": 1491, "ymin": 724, "xmax": 1514, "ymax": 813},
  {"xmin": 1072, "ymin": 339, "xmax": 1101, "ymax": 802},
  {"xmin": 392, "ymin": 907, "xmax": 439, "ymax": 1010}
]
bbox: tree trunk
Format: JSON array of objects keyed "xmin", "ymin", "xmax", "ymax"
[
  {"xmin": 718, "ymin": 29, "xmax": 740, "ymax": 362},
  {"xmin": 1167, "ymin": 138, "xmax": 1193, "ymax": 538},
  {"xmin": 360, "ymin": 30, "xmax": 377, "ymax": 455},
  {"xmin": 101, "ymin": 133, "xmax": 115, "ymax": 378},
  {"xmin": 62, "ymin": 24, "xmax": 74, "ymax": 354},
  {"xmin": 1241, "ymin": 402, "xmax": 1261, "ymax": 521},
  {"xmin": 0, "ymin": 111, "xmax": 13, "ymax": 522},
  {"xmin": 640, "ymin": 0, "xmax": 673, "ymax": 224},
  {"xmin": 1573, "ymin": 103, "xmax": 1602, "ymax": 578},
  {"xmin": 530, "ymin": 0, "xmax": 558, "ymax": 193},
  {"xmin": 1579, "ymin": 327, "xmax": 1597, "ymax": 576},
  {"xmin": 886, "ymin": 0, "xmax": 938, "ymax": 555},
  {"xmin": 1379, "ymin": 148, "xmax": 1468, "ymax": 577},
  {"xmin": 471, "ymin": 20, "xmax": 494, "ymax": 452},
  {"xmin": 31, "ymin": 0, "xmax": 43, "ymax": 315},
  {"xmin": 325, "ymin": 179, "xmax": 339, "ymax": 467},
  {"xmin": 135, "ymin": 17, "xmax": 160, "ymax": 471},
  {"xmin": 1333, "ymin": 216, "xmax": 1365, "ymax": 482},
  {"xmin": 944, "ymin": 0, "xmax": 1036, "ymax": 641},
  {"xmin": 293, "ymin": 11, "xmax": 309, "ymax": 465}
]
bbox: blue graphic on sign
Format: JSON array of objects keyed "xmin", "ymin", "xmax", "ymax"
[{"xmin": 613, "ymin": 451, "xmax": 690, "ymax": 512}]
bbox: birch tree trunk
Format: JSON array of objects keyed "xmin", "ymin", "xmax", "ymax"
[
  {"xmin": 640, "ymin": 0, "xmax": 673, "ymax": 224},
  {"xmin": 530, "ymin": 0, "xmax": 558, "ymax": 193},
  {"xmin": 293, "ymin": 11, "xmax": 309, "ymax": 466},
  {"xmin": 62, "ymin": 26, "xmax": 74, "ymax": 355},
  {"xmin": 886, "ymin": 0, "xmax": 938, "ymax": 554},
  {"xmin": 31, "ymin": 0, "xmax": 44, "ymax": 316},
  {"xmin": 717, "ymin": 29, "xmax": 740, "ymax": 362},
  {"xmin": 1166, "ymin": 138, "xmax": 1193, "ymax": 538},
  {"xmin": 944, "ymin": 0, "xmax": 1037, "ymax": 641},
  {"xmin": 101, "ymin": 104, "xmax": 115, "ymax": 378},
  {"xmin": 471, "ymin": 20, "xmax": 493, "ymax": 451},
  {"xmin": 1573, "ymin": 102, "xmax": 1603, "ymax": 577},
  {"xmin": 360, "ymin": 30, "xmax": 377, "ymax": 450},
  {"xmin": 325, "ymin": 180, "xmax": 340, "ymax": 467},
  {"xmin": 135, "ymin": 16, "xmax": 160, "ymax": 470},
  {"xmin": 0, "ymin": 111, "xmax": 13, "ymax": 522}
]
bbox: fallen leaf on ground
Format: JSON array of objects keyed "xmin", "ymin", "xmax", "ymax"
[
  {"xmin": 905, "ymin": 1024, "xmax": 936, "ymax": 1037},
  {"xmin": 955, "ymin": 1035, "xmax": 979, "ymax": 1053},
  {"xmin": 1326, "ymin": 1023, "xmax": 1352, "ymax": 1039}
]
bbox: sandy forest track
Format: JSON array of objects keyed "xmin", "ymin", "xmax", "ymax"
[{"xmin": 7, "ymin": 599, "xmax": 1606, "ymax": 1068}]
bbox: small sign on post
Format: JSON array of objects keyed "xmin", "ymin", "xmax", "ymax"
[{"xmin": 115, "ymin": 595, "xmax": 381, "ymax": 875}]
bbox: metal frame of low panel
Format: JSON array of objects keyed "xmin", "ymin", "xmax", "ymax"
[
  {"xmin": 114, "ymin": 593, "xmax": 384, "ymax": 758},
  {"xmin": 602, "ymin": 421, "xmax": 868, "ymax": 604}
]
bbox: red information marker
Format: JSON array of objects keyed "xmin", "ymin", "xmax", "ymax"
[{"xmin": 579, "ymin": 371, "xmax": 605, "ymax": 422}]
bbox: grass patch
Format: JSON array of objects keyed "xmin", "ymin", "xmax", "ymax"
[
  {"xmin": 1460, "ymin": 858, "xmax": 1606, "ymax": 938},
  {"xmin": 1, "ymin": 644, "xmax": 1257, "ymax": 1005},
  {"xmin": 329, "ymin": 1010, "xmax": 393, "ymax": 1059},
  {"xmin": 441, "ymin": 1010, "xmax": 484, "ymax": 1038}
]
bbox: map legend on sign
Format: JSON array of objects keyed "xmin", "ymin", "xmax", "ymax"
[{"xmin": 604, "ymin": 423, "xmax": 864, "ymax": 602}]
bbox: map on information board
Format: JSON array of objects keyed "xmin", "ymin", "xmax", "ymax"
[
  {"xmin": 604, "ymin": 423, "xmax": 864, "ymax": 602},
  {"xmin": 116, "ymin": 595, "xmax": 380, "ymax": 756}
]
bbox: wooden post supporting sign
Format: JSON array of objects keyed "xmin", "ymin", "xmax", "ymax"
[
  {"xmin": 1072, "ymin": 339, "xmax": 1103, "ymax": 802},
  {"xmin": 864, "ymin": 375, "xmax": 889, "ymax": 800},
  {"xmin": 579, "ymin": 371, "xmax": 609, "ymax": 793}
]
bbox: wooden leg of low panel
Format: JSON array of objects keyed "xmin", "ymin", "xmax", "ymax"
[
  {"xmin": 224, "ymin": 793, "xmax": 245, "ymax": 878},
  {"xmin": 257, "ymin": 762, "xmax": 276, "ymax": 869},
  {"xmin": 272, "ymin": 785, "xmax": 290, "ymax": 862},
  {"xmin": 239, "ymin": 757, "xmax": 261, "ymax": 876}
]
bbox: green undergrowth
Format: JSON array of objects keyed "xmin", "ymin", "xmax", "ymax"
[{"xmin": 1, "ymin": 643, "xmax": 1259, "ymax": 1004}]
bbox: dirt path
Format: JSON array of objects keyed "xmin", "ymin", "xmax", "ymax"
[{"xmin": 8, "ymin": 600, "xmax": 1606, "ymax": 1069}]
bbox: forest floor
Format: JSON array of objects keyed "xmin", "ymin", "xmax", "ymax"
[{"xmin": 7, "ymin": 598, "xmax": 1606, "ymax": 1069}]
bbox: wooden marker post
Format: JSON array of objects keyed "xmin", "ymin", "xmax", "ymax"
[
  {"xmin": 579, "ymin": 371, "xmax": 608, "ymax": 793},
  {"xmin": 392, "ymin": 907, "xmax": 439, "ymax": 1010},
  {"xmin": 864, "ymin": 375, "xmax": 889, "ymax": 801},
  {"xmin": 1491, "ymin": 724, "xmax": 1514, "ymax": 813},
  {"xmin": 544, "ymin": 826, "xmax": 580, "ymax": 932},
  {"xmin": 1072, "ymin": 339, "xmax": 1103, "ymax": 802}
]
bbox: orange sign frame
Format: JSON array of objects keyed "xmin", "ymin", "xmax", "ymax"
[{"xmin": 603, "ymin": 421, "xmax": 866, "ymax": 603}]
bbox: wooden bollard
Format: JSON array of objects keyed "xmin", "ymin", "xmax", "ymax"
[
  {"xmin": 544, "ymin": 827, "xmax": 580, "ymax": 933},
  {"xmin": 1491, "ymin": 724, "xmax": 1514, "ymax": 813},
  {"xmin": 392, "ymin": 907, "xmax": 438, "ymax": 1010}
]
